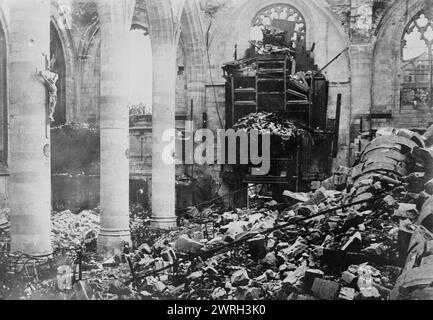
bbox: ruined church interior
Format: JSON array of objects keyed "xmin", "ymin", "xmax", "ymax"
[{"xmin": 1, "ymin": 0, "xmax": 433, "ymax": 302}]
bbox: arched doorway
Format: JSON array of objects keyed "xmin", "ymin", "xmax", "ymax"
[{"xmin": 50, "ymin": 22, "xmax": 66, "ymax": 126}]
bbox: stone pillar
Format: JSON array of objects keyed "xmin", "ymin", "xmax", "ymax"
[
  {"xmin": 146, "ymin": 0, "xmax": 179, "ymax": 229},
  {"xmin": 349, "ymin": 44, "xmax": 373, "ymax": 120},
  {"xmin": 150, "ymin": 42, "xmax": 177, "ymax": 229},
  {"xmin": 349, "ymin": 0, "xmax": 374, "ymax": 121},
  {"xmin": 97, "ymin": 0, "xmax": 135, "ymax": 256},
  {"xmin": 9, "ymin": 0, "xmax": 52, "ymax": 255},
  {"xmin": 348, "ymin": 0, "xmax": 374, "ymax": 164}
]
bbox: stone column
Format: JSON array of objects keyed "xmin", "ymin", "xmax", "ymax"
[
  {"xmin": 349, "ymin": 44, "xmax": 373, "ymax": 120},
  {"xmin": 9, "ymin": 0, "xmax": 52, "ymax": 255},
  {"xmin": 150, "ymin": 42, "xmax": 177, "ymax": 229},
  {"xmin": 348, "ymin": 0, "xmax": 374, "ymax": 163},
  {"xmin": 146, "ymin": 0, "xmax": 179, "ymax": 229},
  {"xmin": 97, "ymin": 0, "xmax": 135, "ymax": 256}
]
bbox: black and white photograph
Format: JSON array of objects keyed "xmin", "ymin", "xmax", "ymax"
[{"xmin": 0, "ymin": 0, "xmax": 432, "ymax": 309}]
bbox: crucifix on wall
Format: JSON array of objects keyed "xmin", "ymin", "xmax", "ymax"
[{"xmin": 37, "ymin": 53, "xmax": 59, "ymax": 124}]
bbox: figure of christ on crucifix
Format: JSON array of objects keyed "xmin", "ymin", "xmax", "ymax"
[{"xmin": 37, "ymin": 54, "xmax": 59, "ymax": 123}]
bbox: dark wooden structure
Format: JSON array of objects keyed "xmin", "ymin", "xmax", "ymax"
[{"xmin": 223, "ymin": 53, "xmax": 336, "ymax": 203}]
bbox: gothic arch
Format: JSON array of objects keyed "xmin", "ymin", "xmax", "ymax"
[
  {"xmin": 51, "ymin": 4, "xmax": 78, "ymax": 123},
  {"xmin": 372, "ymin": 0, "xmax": 430, "ymax": 129},
  {"xmin": 208, "ymin": 0, "xmax": 350, "ymax": 84},
  {"xmin": 180, "ymin": 0, "xmax": 206, "ymax": 125},
  {"xmin": 205, "ymin": 0, "xmax": 351, "ymax": 163},
  {"xmin": 135, "ymin": 0, "xmax": 206, "ymax": 125},
  {"xmin": 78, "ymin": 19, "xmax": 101, "ymax": 122}
]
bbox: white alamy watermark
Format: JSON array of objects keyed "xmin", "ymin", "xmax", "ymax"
[{"xmin": 161, "ymin": 121, "xmax": 271, "ymax": 176}]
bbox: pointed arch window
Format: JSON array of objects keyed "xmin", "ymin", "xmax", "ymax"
[
  {"xmin": 250, "ymin": 4, "xmax": 306, "ymax": 51},
  {"xmin": 401, "ymin": 11, "xmax": 433, "ymax": 109}
]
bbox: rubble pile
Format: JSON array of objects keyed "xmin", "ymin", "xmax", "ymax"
[
  {"xmin": 107, "ymin": 126, "xmax": 433, "ymax": 301},
  {"xmin": 3, "ymin": 126, "xmax": 433, "ymax": 300},
  {"xmin": 110, "ymin": 187, "xmax": 400, "ymax": 300},
  {"xmin": 0, "ymin": 208, "xmax": 10, "ymax": 247},
  {"xmin": 233, "ymin": 112, "xmax": 308, "ymax": 140},
  {"xmin": 390, "ymin": 189, "xmax": 433, "ymax": 299},
  {"xmin": 51, "ymin": 210, "xmax": 100, "ymax": 250}
]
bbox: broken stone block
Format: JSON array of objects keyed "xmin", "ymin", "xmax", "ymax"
[
  {"xmin": 175, "ymin": 235, "xmax": 204, "ymax": 254},
  {"xmin": 362, "ymin": 243, "xmax": 386, "ymax": 256},
  {"xmin": 266, "ymin": 269, "xmax": 279, "ymax": 280},
  {"xmin": 341, "ymin": 232, "xmax": 362, "ymax": 252},
  {"xmin": 283, "ymin": 190, "xmax": 310, "ymax": 203},
  {"xmin": 276, "ymin": 242, "xmax": 290, "ymax": 250},
  {"xmin": 102, "ymin": 257, "xmax": 119, "ymax": 268},
  {"xmin": 283, "ymin": 263, "xmax": 307, "ymax": 289},
  {"xmin": 265, "ymin": 200, "xmax": 278, "ymax": 208},
  {"xmin": 138, "ymin": 243, "xmax": 152, "ymax": 255},
  {"xmin": 261, "ymin": 252, "xmax": 277, "ymax": 267},
  {"xmin": 339, "ymin": 287, "xmax": 356, "ymax": 300},
  {"xmin": 157, "ymin": 272, "xmax": 168, "ymax": 282},
  {"xmin": 309, "ymin": 188, "xmax": 327, "ymax": 205},
  {"xmin": 417, "ymin": 196, "xmax": 433, "ymax": 232},
  {"xmin": 279, "ymin": 264, "xmax": 288, "ymax": 272},
  {"xmin": 224, "ymin": 221, "xmax": 247, "ymax": 242},
  {"xmin": 311, "ymin": 278, "xmax": 340, "ymax": 300},
  {"xmin": 394, "ymin": 203, "xmax": 419, "ymax": 220},
  {"xmin": 211, "ymin": 287, "xmax": 227, "ymax": 300},
  {"xmin": 246, "ymin": 287, "xmax": 264, "ymax": 300},
  {"xmin": 286, "ymin": 263, "xmax": 297, "ymax": 271},
  {"xmin": 254, "ymin": 273, "xmax": 267, "ymax": 282},
  {"xmin": 153, "ymin": 257, "xmax": 166, "ymax": 272},
  {"xmin": 139, "ymin": 290, "xmax": 152, "ymax": 298},
  {"xmin": 280, "ymin": 237, "xmax": 308, "ymax": 259},
  {"xmin": 383, "ymin": 195, "xmax": 397, "ymax": 207},
  {"xmin": 341, "ymin": 271, "xmax": 357, "ymax": 285},
  {"xmin": 359, "ymin": 286, "xmax": 381, "ymax": 300},
  {"xmin": 248, "ymin": 213, "xmax": 263, "ymax": 225},
  {"xmin": 222, "ymin": 212, "xmax": 234, "ymax": 223},
  {"xmin": 401, "ymin": 264, "xmax": 433, "ymax": 289},
  {"xmin": 304, "ymin": 269, "xmax": 324, "ymax": 289},
  {"xmin": 152, "ymin": 281, "xmax": 167, "ymax": 293},
  {"xmin": 231, "ymin": 269, "xmax": 250, "ymax": 287},
  {"xmin": 266, "ymin": 238, "xmax": 276, "ymax": 251},
  {"xmin": 187, "ymin": 271, "xmax": 203, "ymax": 281}
]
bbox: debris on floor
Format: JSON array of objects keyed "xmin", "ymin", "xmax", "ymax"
[{"xmin": 1, "ymin": 127, "xmax": 433, "ymax": 300}]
